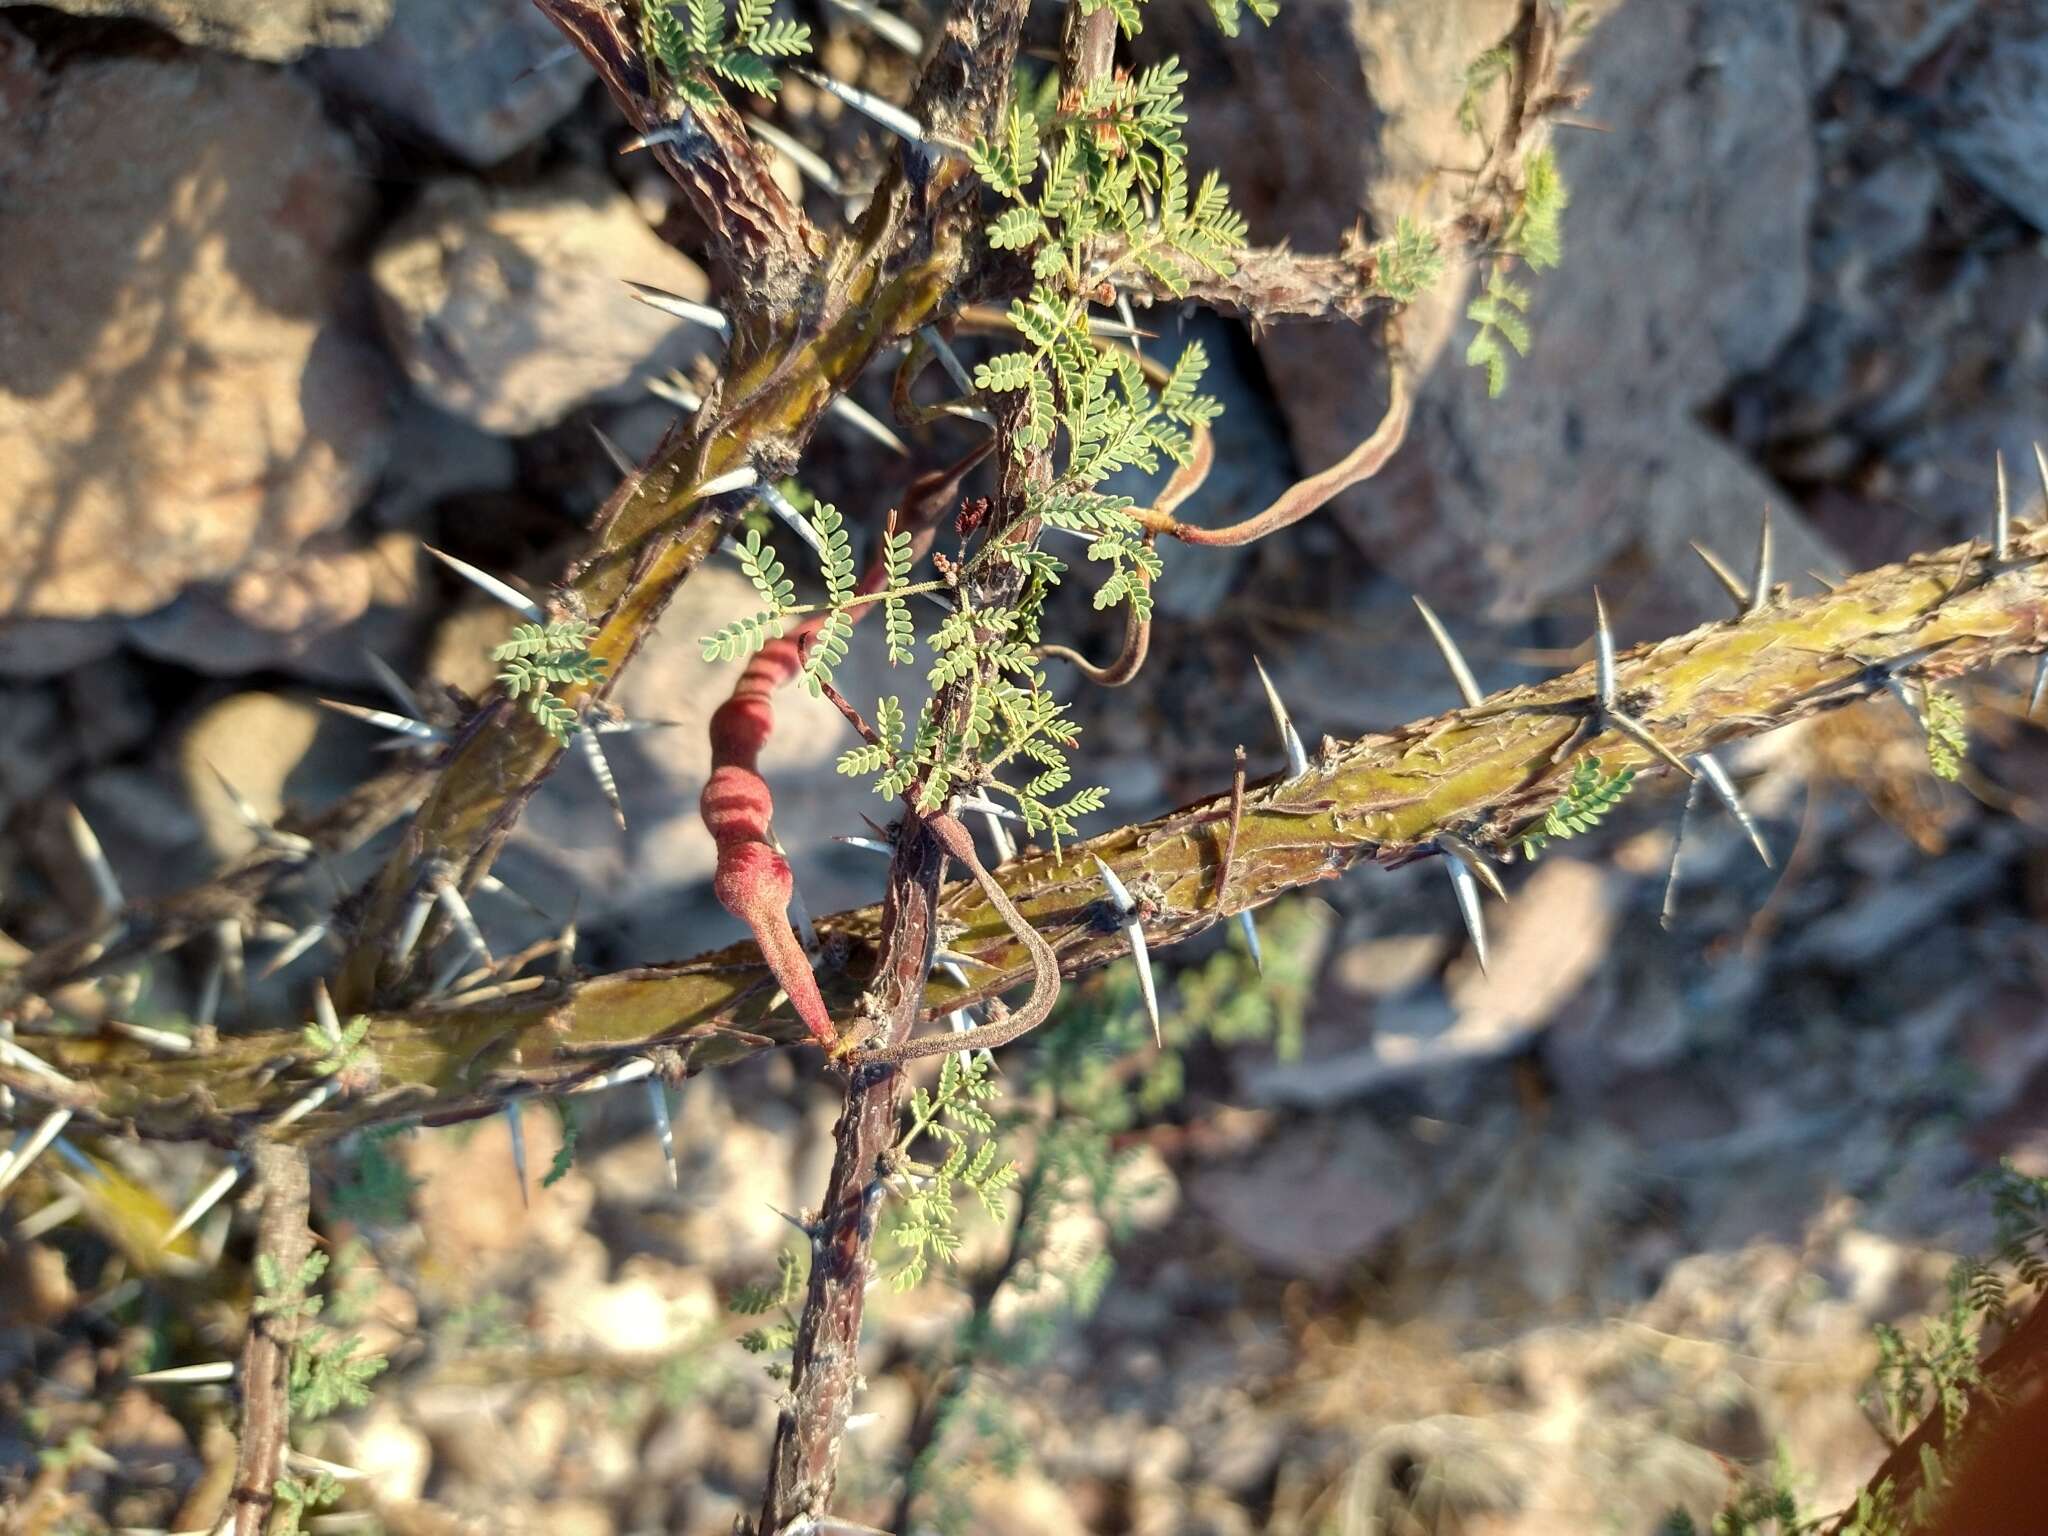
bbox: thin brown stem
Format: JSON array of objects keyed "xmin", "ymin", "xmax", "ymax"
[{"xmin": 227, "ymin": 1143, "xmax": 313, "ymax": 1536}]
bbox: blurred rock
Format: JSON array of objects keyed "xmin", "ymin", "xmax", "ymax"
[
  {"xmin": 126, "ymin": 530, "xmax": 422, "ymax": 678},
  {"xmin": 0, "ymin": 36, "xmax": 390, "ymax": 621},
  {"xmin": 176, "ymin": 692, "xmax": 325, "ymax": 859},
  {"xmin": 310, "ymin": 0, "xmax": 593, "ymax": 167},
  {"xmin": 366, "ymin": 400, "xmax": 518, "ymax": 531},
  {"xmin": 1836, "ymin": 0, "xmax": 1980, "ymax": 83},
  {"xmin": 371, "ymin": 173, "xmax": 720, "ymax": 435},
  {"xmin": 1935, "ymin": 3, "xmax": 2048, "ymax": 231},
  {"xmin": 328, "ymin": 1402, "xmax": 432, "ymax": 1506},
  {"xmin": 28, "ymin": 0, "xmax": 390, "ymax": 59},
  {"xmin": 1186, "ymin": 1115, "xmax": 1423, "ymax": 1278},
  {"xmin": 0, "ymin": 618, "xmax": 123, "ymax": 679},
  {"xmin": 1175, "ymin": 0, "xmax": 1836, "ymax": 621}
]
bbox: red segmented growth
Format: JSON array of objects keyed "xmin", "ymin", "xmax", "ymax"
[
  {"xmin": 704, "ymin": 629, "xmax": 839, "ymax": 1049},
  {"xmin": 701, "ymin": 451, "xmax": 989, "ymax": 1054}
]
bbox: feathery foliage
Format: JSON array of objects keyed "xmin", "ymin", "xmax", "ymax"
[
  {"xmin": 885, "ymin": 1053, "xmax": 1020, "ymax": 1291},
  {"xmin": 491, "ymin": 619, "xmax": 607, "ymax": 744},
  {"xmin": 641, "ymin": 0, "xmax": 811, "ymax": 108},
  {"xmin": 1518, "ymin": 754, "xmax": 1635, "ymax": 856}
]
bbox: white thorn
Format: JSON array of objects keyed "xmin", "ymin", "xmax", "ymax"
[
  {"xmin": 621, "ymin": 278, "xmax": 731, "ymax": 337},
  {"xmin": 1094, "ymin": 857, "xmax": 1160, "ymax": 1046},
  {"xmin": 313, "ymin": 979, "xmax": 343, "ymax": 1044},
  {"xmin": 132, "ymin": 1360, "xmax": 237, "ymax": 1386},
  {"xmin": 0, "ymin": 1109, "xmax": 73, "ymax": 1198},
  {"xmin": 506, "ymin": 1102, "xmax": 529, "ymax": 1210},
  {"xmin": 796, "ymin": 68, "xmax": 939, "ymax": 150},
  {"xmin": 1995, "ymin": 450, "xmax": 2011, "ymax": 563},
  {"xmin": 577, "ymin": 726, "xmax": 627, "ymax": 831},
  {"xmin": 699, "ymin": 464, "xmax": 761, "ymax": 498},
  {"xmin": 163, "ymin": 1164, "xmax": 241, "ymax": 1248},
  {"xmin": 16, "ymin": 1193, "xmax": 81, "ymax": 1241},
  {"xmin": 194, "ymin": 953, "xmax": 225, "ymax": 1033},
  {"xmin": 422, "ymin": 545, "xmax": 545, "ymax": 619},
  {"xmin": 952, "ymin": 794, "xmax": 1023, "ymax": 823},
  {"xmin": 0, "ymin": 1036, "xmax": 80, "ymax": 1089},
  {"xmin": 1690, "ymin": 540, "xmax": 1750, "ymax": 611},
  {"xmin": 1592, "ymin": 587, "xmax": 1618, "ymax": 710},
  {"xmin": 284, "ymin": 1450, "xmax": 370, "ymax": 1483},
  {"xmin": 758, "ymin": 480, "xmax": 831, "ymax": 562},
  {"xmin": 825, "ymin": 0, "xmax": 923, "ymax": 54},
  {"xmin": 745, "ymin": 114, "xmax": 845, "ymax": 195},
  {"xmin": 835, "ymin": 834, "xmax": 895, "ymax": 857},
  {"xmin": 2034, "ymin": 440, "xmax": 2048, "ymax": 520},
  {"xmin": 1747, "ymin": 506, "xmax": 1774, "ymax": 617},
  {"xmin": 594, "ymin": 716, "xmax": 683, "ymax": 736},
  {"xmin": 1116, "ymin": 291, "xmax": 1141, "ymax": 358},
  {"xmin": 1660, "ymin": 776, "xmax": 1705, "ymax": 931},
  {"xmin": 1251, "ymin": 655, "xmax": 1310, "ymax": 779},
  {"xmin": 107, "ymin": 1019, "xmax": 195, "ymax": 1054},
  {"xmin": 1236, "ymin": 910, "xmax": 1263, "ymax": 973},
  {"xmin": 1412, "ymin": 596, "xmax": 1484, "ymax": 710},
  {"xmin": 316, "ymin": 697, "xmax": 445, "ymax": 742},
  {"xmin": 64, "ymin": 803, "xmax": 124, "ymax": 920},
  {"xmin": 391, "ymin": 886, "xmax": 434, "ymax": 971},
  {"xmin": 589, "ymin": 422, "xmax": 638, "ymax": 478},
  {"xmin": 215, "ymin": 919, "xmax": 244, "ymax": 997},
  {"xmin": 826, "ymin": 392, "xmax": 910, "ymax": 457},
  {"xmin": 647, "ymin": 1078, "xmax": 680, "ymax": 1189},
  {"xmin": 648, "ymin": 372, "xmax": 705, "ymax": 415},
  {"xmin": 270, "ymin": 1079, "xmax": 339, "ymax": 1132},
  {"xmin": 1694, "ymin": 751, "xmax": 1773, "ymax": 869},
  {"xmin": 569, "ymin": 1057, "xmax": 656, "ymax": 1095},
  {"xmin": 1608, "ymin": 709, "xmax": 1701, "ymax": 781},
  {"xmin": 1440, "ymin": 850, "xmax": 1489, "ymax": 975},
  {"xmin": 2031, "ymin": 655, "xmax": 2048, "ymax": 718},
  {"xmin": 360, "ymin": 650, "xmax": 425, "ymax": 722},
  {"xmin": 1438, "ymin": 831, "xmax": 1507, "ymax": 901},
  {"xmin": 618, "ymin": 122, "xmax": 695, "ymax": 155},
  {"xmin": 919, "ymin": 326, "xmax": 976, "ymax": 395},
  {"xmin": 258, "ymin": 922, "xmax": 328, "ymax": 980},
  {"xmin": 978, "ymin": 806, "xmax": 1015, "ymax": 864}
]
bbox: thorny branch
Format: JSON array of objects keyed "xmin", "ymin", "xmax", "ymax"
[
  {"xmin": 20, "ymin": 454, "xmax": 2048, "ymax": 1149},
  {"xmin": 225, "ymin": 1143, "xmax": 313, "ymax": 1536}
]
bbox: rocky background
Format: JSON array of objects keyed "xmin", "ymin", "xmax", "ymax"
[{"xmin": 3, "ymin": 0, "xmax": 2048, "ymax": 1532}]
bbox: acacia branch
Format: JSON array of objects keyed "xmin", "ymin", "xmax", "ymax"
[
  {"xmin": 226, "ymin": 1143, "xmax": 313, "ymax": 1536},
  {"xmin": 20, "ymin": 488, "xmax": 2048, "ymax": 1148}
]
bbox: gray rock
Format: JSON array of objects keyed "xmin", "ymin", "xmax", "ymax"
[
  {"xmin": 0, "ymin": 36, "xmax": 390, "ymax": 620},
  {"xmin": 309, "ymin": 0, "xmax": 593, "ymax": 168},
  {"xmin": 371, "ymin": 173, "xmax": 721, "ymax": 435},
  {"xmin": 1836, "ymin": 0, "xmax": 1981, "ymax": 84},
  {"xmin": 21, "ymin": 0, "xmax": 389, "ymax": 60},
  {"xmin": 1185, "ymin": 1115, "xmax": 1423, "ymax": 1277},
  {"xmin": 1178, "ymin": 0, "xmax": 1837, "ymax": 622},
  {"xmin": 1937, "ymin": 5, "xmax": 2048, "ymax": 232}
]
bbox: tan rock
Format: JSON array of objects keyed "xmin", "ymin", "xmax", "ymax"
[
  {"xmin": 0, "ymin": 39, "xmax": 389, "ymax": 619},
  {"xmin": 371, "ymin": 173, "xmax": 720, "ymax": 435}
]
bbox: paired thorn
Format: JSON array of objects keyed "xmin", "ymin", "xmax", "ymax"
[
  {"xmin": 621, "ymin": 278, "xmax": 731, "ymax": 337},
  {"xmin": 1435, "ymin": 833, "xmax": 1502, "ymax": 974},
  {"xmin": 64, "ymin": 803, "xmax": 123, "ymax": 922},
  {"xmin": 0, "ymin": 1036, "xmax": 79, "ymax": 1090},
  {"xmin": 206, "ymin": 761, "xmax": 314, "ymax": 857},
  {"xmin": 824, "ymin": 0, "xmax": 923, "ymax": 54},
  {"xmin": 1591, "ymin": 589, "xmax": 1698, "ymax": 781},
  {"xmin": 647, "ymin": 1078, "xmax": 681, "ymax": 1189},
  {"xmin": 423, "ymin": 544, "xmax": 544, "ymax": 619},
  {"xmin": 1693, "ymin": 751, "xmax": 1773, "ymax": 868},
  {"xmin": 577, "ymin": 726, "xmax": 627, "ymax": 830},
  {"xmin": 1093, "ymin": 857, "xmax": 1160, "ymax": 1045},
  {"xmin": 1748, "ymin": 506, "xmax": 1775, "ymax": 617},
  {"xmin": 590, "ymin": 423, "xmax": 639, "ymax": 479},
  {"xmin": 795, "ymin": 68, "xmax": 952, "ymax": 156},
  {"xmin": 745, "ymin": 115, "xmax": 846, "ymax": 196},
  {"xmin": 759, "ymin": 481, "xmax": 831, "ymax": 563},
  {"xmin": 1236, "ymin": 910, "xmax": 1263, "ymax": 973},
  {"xmin": 391, "ymin": 885, "xmax": 435, "ymax": 972},
  {"xmin": 317, "ymin": 697, "xmax": 445, "ymax": 743},
  {"xmin": 163, "ymin": 1163, "xmax": 241, "ymax": 1248},
  {"xmin": 1995, "ymin": 451, "xmax": 2011, "ymax": 563},
  {"xmin": 270, "ymin": 1078, "xmax": 339, "ymax": 1132},
  {"xmin": 1412, "ymin": 596, "xmax": 1484, "ymax": 709},
  {"xmin": 106, "ymin": 1018, "xmax": 196, "ymax": 1054},
  {"xmin": 1661, "ymin": 776, "xmax": 1704, "ymax": 931},
  {"xmin": 699, "ymin": 464, "xmax": 761, "ymax": 499},
  {"xmin": 648, "ymin": 372, "xmax": 705, "ymax": 415},
  {"xmin": 434, "ymin": 874, "xmax": 493, "ymax": 973},
  {"xmin": 834, "ymin": 834, "xmax": 894, "ymax": 857},
  {"xmin": 312, "ymin": 980, "xmax": 343, "ymax": 1045},
  {"xmin": 570, "ymin": 1056, "xmax": 656, "ymax": 1095},
  {"xmin": 1251, "ymin": 655, "xmax": 1309, "ymax": 780},
  {"xmin": 919, "ymin": 326, "xmax": 976, "ymax": 395},
  {"xmin": 132, "ymin": 1360, "xmax": 236, "ymax": 1386},
  {"xmin": 258, "ymin": 921, "xmax": 329, "ymax": 980},
  {"xmin": 0, "ymin": 1109, "xmax": 74, "ymax": 1199},
  {"xmin": 361, "ymin": 649, "xmax": 425, "ymax": 721},
  {"xmin": 2030, "ymin": 655, "xmax": 2048, "ymax": 718},
  {"xmin": 506, "ymin": 1102, "xmax": 529, "ymax": 1210}
]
